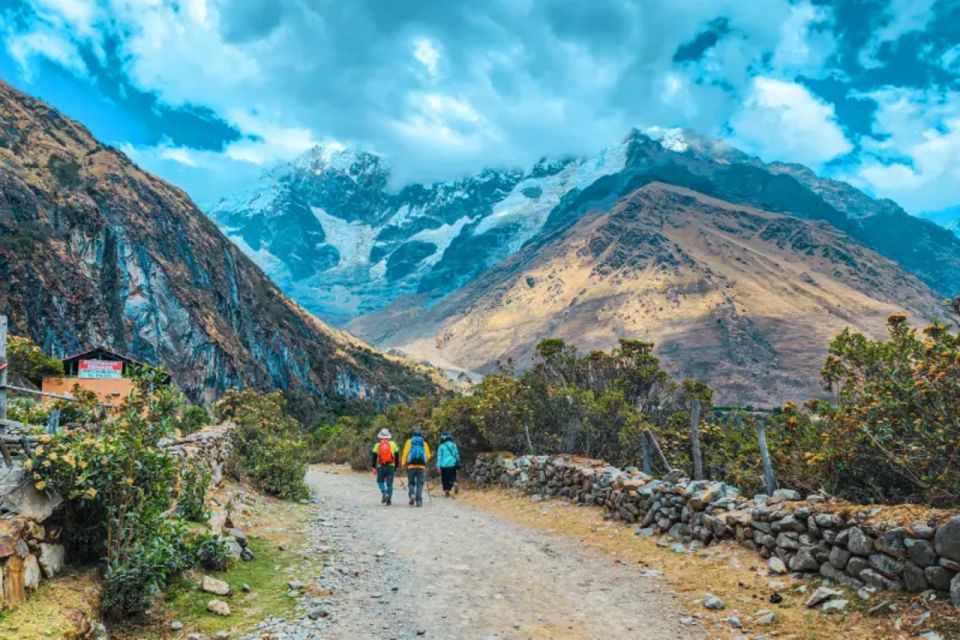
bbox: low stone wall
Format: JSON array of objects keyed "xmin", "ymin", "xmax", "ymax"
[
  {"xmin": 472, "ymin": 453, "xmax": 960, "ymax": 604},
  {"xmin": 0, "ymin": 422, "xmax": 236, "ymax": 611},
  {"xmin": 165, "ymin": 422, "xmax": 236, "ymax": 487}
]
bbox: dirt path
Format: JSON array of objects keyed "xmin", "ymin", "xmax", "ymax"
[{"xmin": 245, "ymin": 466, "xmax": 701, "ymax": 640}]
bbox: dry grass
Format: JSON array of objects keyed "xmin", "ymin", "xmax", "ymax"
[
  {"xmin": 461, "ymin": 486, "xmax": 959, "ymax": 640},
  {"xmin": 0, "ymin": 569, "xmax": 101, "ymax": 640}
]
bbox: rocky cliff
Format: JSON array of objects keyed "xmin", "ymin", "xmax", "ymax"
[
  {"xmin": 348, "ymin": 184, "xmax": 943, "ymax": 404},
  {"xmin": 0, "ymin": 80, "xmax": 439, "ymax": 406}
]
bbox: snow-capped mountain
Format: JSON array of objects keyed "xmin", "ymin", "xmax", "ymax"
[
  {"xmin": 208, "ymin": 140, "xmax": 630, "ymax": 322},
  {"xmin": 211, "ymin": 128, "xmax": 960, "ymax": 331}
]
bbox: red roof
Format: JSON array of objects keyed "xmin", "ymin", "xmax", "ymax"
[{"xmin": 61, "ymin": 346, "xmax": 147, "ymax": 366}]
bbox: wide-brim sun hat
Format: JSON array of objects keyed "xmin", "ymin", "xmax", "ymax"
[{"xmin": 377, "ymin": 428, "xmax": 392, "ymax": 439}]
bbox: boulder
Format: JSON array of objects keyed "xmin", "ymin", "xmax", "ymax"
[
  {"xmin": 903, "ymin": 561, "xmax": 928, "ymax": 593},
  {"xmin": 806, "ymin": 586, "xmax": 843, "ymax": 607},
  {"xmin": 828, "ymin": 546, "xmax": 850, "ymax": 570},
  {"xmin": 207, "ymin": 599, "xmax": 231, "ymax": 616},
  {"xmin": 703, "ymin": 593, "xmax": 725, "ymax": 610},
  {"xmin": 934, "ymin": 517, "xmax": 960, "ymax": 562},
  {"xmin": 904, "ymin": 538, "xmax": 938, "ymax": 568},
  {"xmin": 23, "ymin": 554, "xmax": 41, "ymax": 592},
  {"xmin": 789, "ymin": 548, "xmax": 820, "ymax": 572},
  {"xmin": 847, "ymin": 527, "xmax": 875, "ymax": 556},
  {"xmin": 924, "ymin": 565, "xmax": 956, "ymax": 591},
  {"xmin": 860, "ymin": 568, "xmax": 903, "ymax": 591},
  {"xmin": 847, "ymin": 556, "xmax": 869, "ymax": 578},
  {"xmin": 875, "ymin": 528, "xmax": 907, "ymax": 559},
  {"xmin": 767, "ymin": 557, "xmax": 787, "ymax": 575},
  {"xmin": 814, "ymin": 513, "xmax": 842, "ymax": 528},
  {"xmin": 201, "ymin": 575, "xmax": 231, "ymax": 596},
  {"xmin": 38, "ymin": 543, "xmax": 66, "ymax": 578},
  {"xmin": 868, "ymin": 553, "xmax": 904, "ymax": 579}
]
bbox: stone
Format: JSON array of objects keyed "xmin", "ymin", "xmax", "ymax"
[
  {"xmin": 789, "ymin": 548, "xmax": 820, "ymax": 572},
  {"xmin": 23, "ymin": 554, "xmax": 41, "ymax": 592},
  {"xmin": 829, "ymin": 546, "xmax": 850, "ymax": 570},
  {"xmin": 703, "ymin": 593, "xmax": 726, "ymax": 610},
  {"xmin": 903, "ymin": 561, "xmax": 929, "ymax": 593},
  {"xmin": 727, "ymin": 615, "xmax": 742, "ymax": 628},
  {"xmin": 867, "ymin": 601, "xmax": 893, "ymax": 615},
  {"xmin": 905, "ymin": 538, "xmax": 938, "ymax": 568},
  {"xmin": 773, "ymin": 515, "xmax": 805, "ymax": 533},
  {"xmin": 924, "ymin": 565, "xmax": 955, "ymax": 591},
  {"xmin": 200, "ymin": 575, "xmax": 231, "ymax": 596},
  {"xmin": 767, "ymin": 557, "xmax": 787, "ymax": 575},
  {"xmin": 940, "ymin": 557, "xmax": 960, "ymax": 571},
  {"xmin": 860, "ymin": 568, "xmax": 903, "ymax": 591},
  {"xmin": 242, "ymin": 583, "xmax": 252, "ymax": 593},
  {"xmin": 875, "ymin": 528, "xmax": 908, "ymax": 559},
  {"xmin": 772, "ymin": 488, "xmax": 801, "ymax": 502},
  {"xmin": 38, "ymin": 543, "xmax": 66, "ymax": 578},
  {"xmin": 814, "ymin": 513, "xmax": 842, "ymax": 528},
  {"xmin": 952, "ymin": 572, "xmax": 960, "ymax": 609},
  {"xmin": 207, "ymin": 599, "xmax": 231, "ymax": 616},
  {"xmin": 820, "ymin": 562, "xmax": 864, "ymax": 590},
  {"xmin": 171, "ymin": 621, "xmax": 184, "ymax": 631},
  {"xmin": 308, "ymin": 606, "xmax": 330, "ymax": 620},
  {"xmin": 805, "ymin": 586, "xmax": 843, "ymax": 607},
  {"xmin": 288, "ymin": 579, "xmax": 306, "ymax": 590},
  {"xmin": 868, "ymin": 553, "xmax": 904, "ymax": 579},
  {"xmin": 634, "ymin": 527, "xmax": 655, "ymax": 537},
  {"xmin": 847, "ymin": 556, "xmax": 869, "ymax": 578},
  {"xmin": 934, "ymin": 517, "xmax": 960, "ymax": 562},
  {"xmin": 821, "ymin": 599, "xmax": 848, "ymax": 613},
  {"xmin": 754, "ymin": 610, "xmax": 776, "ymax": 624},
  {"xmin": 847, "ymin": 527, "xmax": 874, "ymax": 556}
]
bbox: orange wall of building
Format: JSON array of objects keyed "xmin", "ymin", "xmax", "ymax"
[{"xmin": 41, "ymin": 377, "xmax": 135, "ymax": 407}]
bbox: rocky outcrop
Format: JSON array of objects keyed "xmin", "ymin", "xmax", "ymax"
[
  {"xmin": 472, "ymin": 453, "xmax": 960, "ymax": 602},
  {"xmin": 0, "ymin": 517, "xmax": 66, "ymax": 609},
  {"xmin": 0, "ymin": 80, "xmax": 440, "ymax": 408}
]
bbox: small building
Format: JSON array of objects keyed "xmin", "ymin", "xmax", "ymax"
[{"xmin": 41, "ymin": 347, "xmax": 148, "ymax": 407}]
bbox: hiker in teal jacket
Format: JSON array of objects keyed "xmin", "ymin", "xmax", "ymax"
[{"xmin": 436, "ymin": 432, "xmax": 461, "ymax": 497}]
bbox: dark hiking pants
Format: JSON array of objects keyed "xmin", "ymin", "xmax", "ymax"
[
  {"xmin": 440, "ymin": 466, "xmax": 457, "ymax": 492},
  {"xmin": 407, "ymin": 468, "xmax": 425, "ymax": 503},
  {"xmin": 377, "ymin": 465, "xmax": 395, "ymax": 500}
]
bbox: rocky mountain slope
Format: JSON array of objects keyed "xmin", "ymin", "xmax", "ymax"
[
  {"xmin": 0, "ymin": 81, "xmax": 439, "ymax": 407},
  {"xmin": 348, "ymin": 183, "xmax": 943, "ymax": 404},
  {"xmin": 211, "ymin": 130, "xmax": 960, "ymax": 329},
  {"xmin": 209, "ymin": 142, "xmax": 628, "ymax": 323}
]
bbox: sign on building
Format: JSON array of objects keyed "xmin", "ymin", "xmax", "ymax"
[{"xmin": 78, "ymin": 359, "xmax": 123, "ymax": 379}]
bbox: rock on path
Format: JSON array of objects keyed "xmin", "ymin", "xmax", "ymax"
[{"xmin": 243, "ymin": 467, "xmax": 701, "ymax": 640}]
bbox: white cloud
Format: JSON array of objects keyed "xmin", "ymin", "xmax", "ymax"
[
  {"xmin": 5, "ymin": 27, "xmax": 88, "ymax": 79},
  {"xmin": 729, "ymin": 77, "xmax": 852, "ymax": 167},
  {"xmin": 771, "ymin": 2, "xmax": 836, "ymax": 76},
  {"xmin": 160, "ymin": 146, "xmax": 199, "ymax": 167},
  {"xmin": 848, "ymin": 88, "xmax": 960, "ymax": 213},
  {"xmin": 858, "ymin": 0, "xmax": 937, "ymax": 69},
  {"xmin": 413, "ymin": 37, "xmax": 441, "ymax": 76}
]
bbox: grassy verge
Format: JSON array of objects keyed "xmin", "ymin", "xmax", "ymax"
[
  {"xmin": 462, "ymin": 485, "xmax": 958, "ymax": 640},
  {"xmin": 112, "ymin": 481, "xmax": 320, "ymax": 639},
  {"xmin": 0, "ymin": 569, "xmax": 101, "ymax": 640}
]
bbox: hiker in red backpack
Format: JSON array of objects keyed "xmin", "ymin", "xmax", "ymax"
[{"xmin": 371, "ymin": 428, "xmax": 400, "ymax": 506}]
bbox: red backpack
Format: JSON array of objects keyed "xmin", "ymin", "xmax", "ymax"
[{"xmin": 377, "ymin": 440, "xmax": 395, "ymax": 465}]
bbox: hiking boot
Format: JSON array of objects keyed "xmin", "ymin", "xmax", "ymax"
[
  {"xmin": 386, "ymin": 497, "xmax": 392, "ymax": 506},
  {"xmin": 409, "ymin": 498, "xmax": 415, "ymax": 506},
  {"xmin": 444, "ymin": 490, "xmax": 450, "ymax": 498},
  {"xmin": 454, "ymin": 484, "xmax": 459, "ymax": 495},
  {"xmin": 416, "ymin": 500, "xmax": 423, "ymax": 507},
  {"xmin": 381, "ymin": 494, "xmax": 387, "ymax": 504}
]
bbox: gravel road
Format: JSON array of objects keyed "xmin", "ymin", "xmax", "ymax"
[{"xmin": 244, "ymin": 467, "xmax": 701, "ymax": 640}]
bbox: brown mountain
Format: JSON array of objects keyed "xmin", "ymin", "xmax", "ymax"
[
  {"xmin": 0, "ymin": 80, "xmax": 440, "ymax": 407},
  {"xmin": 349, "ymin": 183, "xmax": 943, "ymax": 405}
]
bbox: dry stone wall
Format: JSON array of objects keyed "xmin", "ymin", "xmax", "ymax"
[
  {"xmin": 164, "ymin": 422, "xmax": 236, "ymax": 488},
  {"xmin": 472, "ymin": 453, "xmax": 960, "ymax": 606}
]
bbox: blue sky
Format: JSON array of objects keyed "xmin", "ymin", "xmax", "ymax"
[{"xmin": 1, "ymin": 0, "xmax": 958, "ymax": 214}]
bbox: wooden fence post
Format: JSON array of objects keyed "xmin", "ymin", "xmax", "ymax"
[
  {"xmin": 0, "ymin": 315, "xmax": 7, "ymax": 423},
  {"xmin": 756, "ymin": 417, "xmax": 776, "ymax": 495},
  {"xmin": 644, "ymin": 429, "xmax": 672, "ymax": 472},
  {"xmin": 690, "ymin": 398, "xmax": 703, "ymax": 480}
]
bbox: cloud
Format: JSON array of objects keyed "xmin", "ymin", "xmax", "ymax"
[
  {"xmin": 848, "ymin": 87, "xmax": 960, "ymax": 213},
  {"xmin": 858, "ymin": 0, "xmax": 937, "ymax": 69},
  {"xmin": 729, "ymin": 77, "xmax": 852, "ymax": 167},
  {"xmin": 413, "ymin": 37, "xmax": 441, "ymax": 77}
]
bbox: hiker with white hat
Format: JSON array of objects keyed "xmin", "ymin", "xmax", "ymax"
[{"xmin": 370, "ymin": 428, "xmax": 400, "ymax": 506}]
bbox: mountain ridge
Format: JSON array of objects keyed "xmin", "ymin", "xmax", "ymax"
[{"xmin": 0, "ymin": 79, "xmax": 440, "ymax": 408}]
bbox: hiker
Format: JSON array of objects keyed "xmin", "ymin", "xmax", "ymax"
[
  {"xmin": 401, "ymin": 429, "xmax": 432, "ymax": 507},
  {"xmin": 436, "ymin": 432, "xmax": 461, "ymax": 497},
  {"xmin": 371, "ymin": 428, "xmax": 400, "ymax": 506}
]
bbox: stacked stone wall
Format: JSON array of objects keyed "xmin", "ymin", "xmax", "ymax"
[{"xmin": 472, "ymin": 453, "xmax": 960, "ymax": 604}]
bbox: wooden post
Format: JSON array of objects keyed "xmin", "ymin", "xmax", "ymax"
[
  {"xmin": 756, "ymin": 417, "xmax": 776, "ymax": 495},
  {"xmin": 690, "ymin": 398, "xmax": 703, "ymax": 480},
  {"xmin": 46, "ymin": 409, "xmax": 60, "ymax": 436},
  {"xmin": 0, "ymin": 437, "xmax": 11, "ymax": 467},
  {"xmin": 644, "ymin": 429, "xmax": 672, "ymax": 472},
  {"xmin": 641, "ymin": 433, "xmax": 651, "ymax": 474},
  {"xmin": 0, "ymin": 315, "xmax": 7, "ymax": 423}
]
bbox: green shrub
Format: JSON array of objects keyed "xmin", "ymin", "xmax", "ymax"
[
  {"xmin": 8, "ymin": 335, "xmax": 62, "ymax": 385},
  {"xmin": 177, "ymin": 404, "xmax": 212, "ymax": 435},
  {"xmin": 213, "ymin": 390, "xmax": 310, "ymax": 501},
  {"xmin": 33, "ymin": 367, "xmax": 194, "ymax": 617},
  {"xmin": 177, "ymin": 461, "xmax": 211, "ymax": 522},
  {"xmin": 194, "ymin": 534, "xmax": 230, "ymax": 572}
]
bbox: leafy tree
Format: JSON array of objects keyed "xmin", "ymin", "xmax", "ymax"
[{"xmin": 8, "ymin": 335, "xmax": 62, "ymax": 385}]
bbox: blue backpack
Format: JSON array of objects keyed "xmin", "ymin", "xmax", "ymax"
[{"xmin": 407, "ymin": 435, "xmax": 426, "ymax": 465}]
